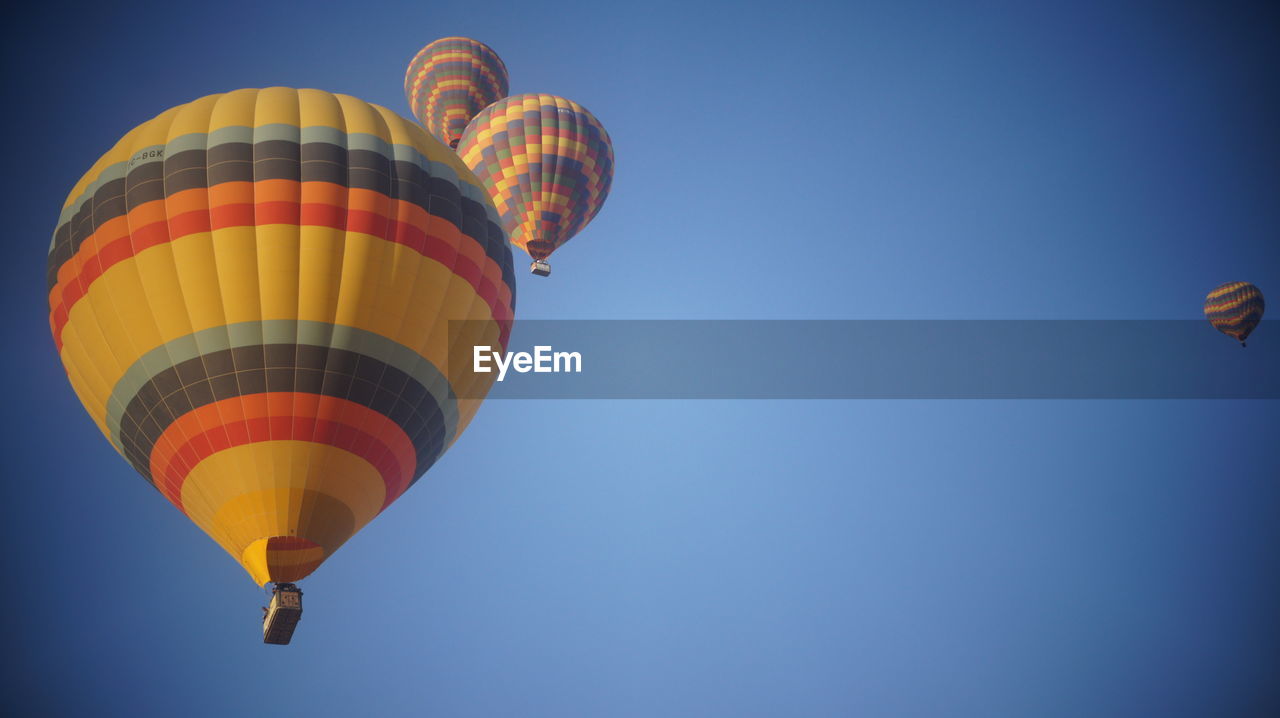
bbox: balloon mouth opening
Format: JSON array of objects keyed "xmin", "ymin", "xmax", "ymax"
[{"xmin": 242, "ymin": 536, "xmax": 326, "ymax": 585}]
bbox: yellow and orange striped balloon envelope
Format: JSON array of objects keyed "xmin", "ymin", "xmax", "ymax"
[
  {"xmin": 1204, "ymin": 281, "xmax": 1264, "ymax": 346},
  {"xmin": 46, "ymin": 88, "xmax": 516, "ymax": 585},
  {"xmin": 457, "ymin": 94, "xmax": 614, "ymax": 262},
  {"xmin": 405, "ymin": 37, "xmax": 509, "ymax": 149}
]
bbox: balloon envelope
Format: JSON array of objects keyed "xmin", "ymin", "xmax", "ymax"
[
  {"xmin": 1204, "ymin": 281, "xmax": 1264, "ymax": 345},
  {"xmin": 457, "ymin": 93, "xmax": 614, "ymax": 262},
  {"xmin": 405, "ymin": 37, "xmax": 509, "ymax": 148},
  {"xmin": 46, "ymin": 88, "xmax": 516, "ymax": 585}
]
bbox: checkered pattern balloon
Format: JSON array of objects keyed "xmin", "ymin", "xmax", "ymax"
[{"xmin": 457, "ymin": 94, "xmax": 614, "ymax": 261}]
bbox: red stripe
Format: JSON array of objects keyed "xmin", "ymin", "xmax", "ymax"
[
  {"xmin": 153, "ymin": 417, "xmax": 406, "ymax": 515},
  {"xmin": 149, "ymin": 393, "xmax": 417, "ymax": 514},
  {"xmin": 210, "ymin": 203, "xmax": 255, "ymax": 229},
  {"xmin": 168, "ymin": 209, "xmax": 212, "ymax": 237},
  {"xmin": 269, "ymin": 536, "xmax": 320, "ymax": 550}
]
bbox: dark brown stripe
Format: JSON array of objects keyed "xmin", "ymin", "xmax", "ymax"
[
  {"xmin": 117, "ymin": 344, "xmax": 448, "ymax": 487},
  {"xmin": 47, "ymin": 140, "xmax": 514, "ymax": 297}
]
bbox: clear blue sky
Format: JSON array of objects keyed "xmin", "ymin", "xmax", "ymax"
[{"xmin": 3, "ymin": 1, "xmax": 1278, "ymax": 715}]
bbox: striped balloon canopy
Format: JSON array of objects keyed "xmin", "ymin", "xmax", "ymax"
[
  {"xmin": 46, "ymin": 88, "xmax": 516, "ymax": 585},
  {"xmin": 457, "ymin": 93, "xmax": 614, "ymax": 264},
  {"xmin": 405, "ymin": 37, "xmax": 509, "ymax": 149},
  {"xmin": 1204, "ymin": 281, "xmax": 1264, "ymax": 346}
]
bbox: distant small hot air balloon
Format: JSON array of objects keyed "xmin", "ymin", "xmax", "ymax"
[
  {"xmin": 457, "ymin": 93, "xmax": 614, "ymax": 277},
  {"xmin": 46, "ymin": 88, "xmax": 516, "ymax": 641},
  {"xmin": 405, "ymin": 37, "xmax": 509, "ymax": 149},
  {"xmin": 1204, "ymin": 282, "xmax": 1264, "ymax": 347}
]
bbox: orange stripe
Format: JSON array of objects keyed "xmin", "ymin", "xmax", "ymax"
[
  {"xmin": 149, "ymin": 393, "xmax": 417, "ymax": 513},
  {"xmin": 1205, "ymin": 296, "xmax": 1259, "ymax": 313}
]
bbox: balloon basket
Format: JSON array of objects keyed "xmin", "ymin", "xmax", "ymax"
[
  {"xmin": 262, "ymin": 582, "xmax": 303, "ymax": 645},
  {"xmin": 531, "ymin": 260, "xmax": 551, "ymax": 277}
]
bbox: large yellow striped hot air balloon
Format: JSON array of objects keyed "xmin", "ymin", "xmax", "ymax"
[{"xmin": 46, "ymin": 89, "xmax": 515, "ymax": 598}]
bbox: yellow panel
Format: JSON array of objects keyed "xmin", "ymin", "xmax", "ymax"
[
  {"xmin": 58, "ymin": 330, "xmax": 113, "ymax": 435},
  {"xmin": 166, "ymin": 93, "xmax": 224, "ymax": 137},
  {"xmin": 67, "ymin": 263, "xmax": 157, "ymax": 388},
  {"xmin": 297, "ymin": 88, "xmax": 345, "ymax": 132},
  {"xmin": 254, "ymin": 87, "xmax": 301, "ymax": 128},
  {"xmin": 364, "ymin": 242, "xmax": 416, "ymax": 339},
  {"xmin": 399, "ymin": 249, "xmax": 453, "ymax": 344},
  {"xmin": 128, "ymin": 242, "xmax": 194, "ymax": 341},
  {"xmin": 295, "ymin": 224, "xmax": 347, "ymax": 325},
  {"xmin": 334, "ymin": 92, "xmax": 391, "ymax": 143},
  {"xmin": 169, "ymin": 232, "xmax": 228, "ymax": 331},
  {"xmin": 181, "ymin": 440, "xmax": 386, "ymax": 554},
  {"xmin": 58, "ymin": 322, "xmax": 115, "ymax": 422},
  {"xmin": 255, "ymin": 222, "xmax": 302, "ymax": 321},
  {"xmin": 207, "ymin": 88, "xmax": 261, "ymax": 132},
  {"xmin": 211, "ymin": 225, "xmax": 263, "ymax": 324},
  {"xmin": 331, "ymin": 232, "xmax": 382, "ymax": 330},
  {"xmin": 365, "ymin": 243, "xmax": 424, "ymax": 340}
]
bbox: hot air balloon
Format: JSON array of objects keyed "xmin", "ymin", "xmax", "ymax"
[
  {"xmin": 457, "ymin": 93, "xmax": 614, "ymax": 277},
  {"xmin": 46, "ymin": 88, "xmax": 515, "ymax": 643},
  {"xmin": 405, "ymin": 37, "xmax": 509, "ymax": 149},
  {"xmin": 1204, "ymin": 282, "xmax": 1264, "ymax": 347}
]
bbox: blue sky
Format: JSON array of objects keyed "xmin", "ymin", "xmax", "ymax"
[{"xmin": 2, "ymin": 1, "xmax": 1278, "ymax": 716}]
